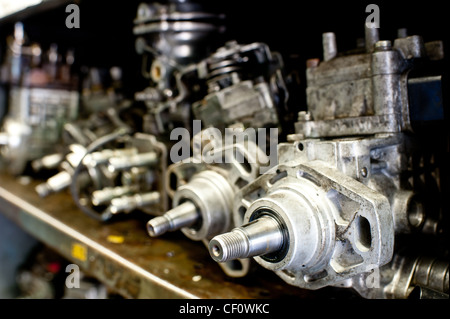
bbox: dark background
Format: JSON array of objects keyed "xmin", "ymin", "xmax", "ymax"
[{"xmin": 1, "ymin": 0, "xmax": 447, "ymax": 101}]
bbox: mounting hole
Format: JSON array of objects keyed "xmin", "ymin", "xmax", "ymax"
[
  {"xmin": 408, "ymin": 286, "xmax": 422, "ymax": 299},
  {"xmin": 169, "ymin": 172, "xmax": 178, "ymax": 191},
  {"xmin": 297, "ymin": 143, "xmax": 304, "ymax": 151},
  {"xmin": 269, "ymin": 170, "xmax": 287, "ymax": 185},
  {"xmin": 282, "ymin": 269, "xmax": 296, "ymax": 279},
  {"xmin": 304, "ymin": 270, "xmax": 328, "ymax": 282},
  {"xmin": 407, "ymin": 197, "xmax": 425, "ymax": 229},
  {"xmin": 226, "ymin": 260, "xmax": 243, "ymax": 272},
  {"xmin": 238, "ymin": 206, "xmax": 247, "ymax": 223},
  {"xmin": 355, "ymin": 216, "xmax": 372, "ymax": 252},
  {"xmin": 360, "ymin": 167, "xmax": 368, "ymax": 178}
]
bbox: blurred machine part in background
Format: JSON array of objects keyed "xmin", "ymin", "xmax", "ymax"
[{"xmin": 0, "ymin": 22, "xmax": 79, "ymax": 175}]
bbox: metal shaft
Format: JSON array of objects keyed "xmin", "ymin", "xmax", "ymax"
[
  {"xmin": 107, "ymin": 151, "xmax": 158, "ymax": 172},
  {"xmin": 91, "ymin": 185, "xmax": 136, "ymax": 206},
  {"xmin": 322, "ymin": 32, "xmax": 337, "ymax": 61},
  {"xmin": 365, "ymin": 24, "xmax": 379, "ymax": 53},
  {"xmin": 209, "ymin": 215, "xmax": 284, "ymax": 263},
  {"xmin": 35, "ymin": 171, "xmax": 72, "ymax": 197},
  {"xmin": 109, "ymin": 191, "xmax": 160, "ymax": 214},
  {"xmin": 85, "ymin": 148, "xmax": 138, "ymax": 166},
  {"xmin": 147, "ymin": 201, "xmax": 199, "ymax": 237}
]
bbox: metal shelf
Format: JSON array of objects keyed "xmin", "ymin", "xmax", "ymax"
[{"xmin": 0, "ymin": 172, "xmax": 316, "ymax": 299}]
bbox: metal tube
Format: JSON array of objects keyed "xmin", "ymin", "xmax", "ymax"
[
  {"xmin": 147, "ymin": 201, "xmax": 199, "ymax": 237},
  {"xmin": 365, "ymin": 25, "xmax": 379, "ymax": 53},
  {"xmin": 107, "ymin": 151, "xmax": 158, "ymax": 172},
  {"xmin": 109, "ymin": 191, "xmax": 160, "ymax": 214},
  {"xmin": 322, "ymin": 32, "xmax": 337, "ymax": 61},
  {"xmin": 91, "ymin": 185, "xmax": 136, "ymax": 206},
  {"xmin": 209, "ymin": 215, "xmax": 284, "ymax": 263},
  {"xmin": 85, "ymin": 148, "xmax": 138, "ymax": 166},
  {"xmin": 35, "ymin": 171, "xmax": 72, "ymax": 197}
]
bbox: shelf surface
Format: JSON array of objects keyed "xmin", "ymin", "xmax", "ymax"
[{"xmin": 0, "ymin": 172, "xmax": 320, "ymax": 299}]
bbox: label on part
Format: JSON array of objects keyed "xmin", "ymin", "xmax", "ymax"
[{"xmin": 71, "ymin": 242, "xmax": 88, "ymax": 262}]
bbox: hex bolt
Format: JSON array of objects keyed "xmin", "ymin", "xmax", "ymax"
[
  {"xmin": 147, "ymin": 201, "xmax": 199, "ymax": 237},
  {"xmin": 209, "ymin": 215, "xmax": 284, "ymax": 263}
]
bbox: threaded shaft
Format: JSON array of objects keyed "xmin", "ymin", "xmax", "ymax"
[
  {"xmin": 210, "ymin": 230, "xmax": 248, "ymax": 262},
  {"xmin": 209, "ymin": 215, "xmax": 284, "ymax": 263}
]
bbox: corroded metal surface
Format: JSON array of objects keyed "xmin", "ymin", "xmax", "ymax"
[{"xmin": 0, "ymin": 173, "xmax": 322, "ymax": 299}]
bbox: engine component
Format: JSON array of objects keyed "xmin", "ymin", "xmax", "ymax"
[
  {"xmin": 296, "ymin": 29, "xmax": 444, "ymax": 138},
  {"xmin": 146, "ymin": 39, "xmax": 287, "ymax": 278},
  {"xmin": 210, "ymin": 159, "xmax": 394, "ymax": 288},
  {"xmin": 191, "ymin": 41, "xmax": 288, "ymax": 131},
  {"xmin": 147, "ymin": 128, "xmax": 270, "ymax": 277},
  {"xmin": 209, "ymin": 25, "xmax": 447, "ymax": 297},
  {"xmin": 0, "ymin": 23, "xmax": 79, "ymax": 175},
  {"xmin": 348, "ymin": 253, "xmax": 449, "ymax": 299},
  {"xmin": 69, "ymin": 131, "xmax": 169, "ymax": 221},
  {"xmin": 34, "ymin": 104, "xmax": 132, "ymax": 198},
  {"xmin": 133, "ymin": 0, "xmax": 224, "ymax": 135}
]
